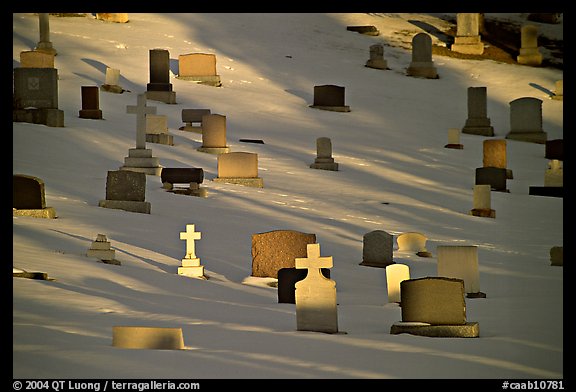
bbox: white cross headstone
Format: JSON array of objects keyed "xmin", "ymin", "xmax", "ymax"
[
  {"xmin": 127, "ymin": 93, "xmax": 157, "ymax": 149},
  {"xmin": 178, "ymin": 224, "xmax": 205, "ymax": 279},
  {"xmin": 294, "ymin": 243, "xmax": 339, "ymax": 333},
  {"xmin": 180, "ymin": 224, "xmax": 201, "ymax": 259}
]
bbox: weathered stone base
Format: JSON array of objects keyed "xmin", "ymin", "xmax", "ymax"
[
  {"xmin": 178, "ymin": 257, "xmax": 206, "ymax": 279},
  {"xmin": 309, "ymin": 105, "xmax": 351, "ymax": 112},
  {"xmin": 406, "ymin": 63, "xmax": 438, "ymax": 79},
  {"xmin": 390, "ymin": 321, "xmax": 479, "ymax": 338},
  {"xmin": 87, "ymin": 248, "xmax": 116, "ymax": 261},
  {"xmin": 164, "ymin": 185, "xmax": 208, "ymax": 198},
  {"xmin": 79, "ymin": 109, "xmax": 103, "ymax": 119},
  {"xmin": 444, "ymin": 143, "xmax": 464, "ymax": 149},
  {"xmin": 469, "ymin": 208, "xmax": 495, "ymax": 218},
  {"xmin": 197, "ymin": 146, "xmax": 230, "ymax": 154},
  {"xmin": 146, "ymin": 133, "xmax": 174, "ymax": 145},
  {"xmin": 13, "ymin": 108, "xmax": 64, "ymax": 127},
  {"xmin": 213, "ymin": 177, "xmax": 264, "ymax": 188},
  {"xmin": 506, "ymin": 131, "xmax": 547, "ymax": 144},
  {"xmin": 112, "ymin": 326, "xmax": 185, "ymax": 349},
  {"xmin": 529, "ymin": 186, "xmax": 563, "ymax": 198},
  {"xmin": 100, "ymin": 84, "xmax": 125, "ymax": 94},
  {"xmin": 365, "ymin": 60, "xmax": 389, "ymax": 70},
  {"xmin": 551, "ymin": 94, "xmax": 563, "ymax": 101},
  {"xmin": 98, "ymin": 199, "xmax": 151, "ymax": 214},
  {"xmin": 13, "ymin": 207, "xmax": 57, "ymax": 219},
  {"xmin": 177, "ymin": 75, "xmax": 222, "ymax": 87},
  {"xmin": 13, "ymin": 270, "xmax": 50, "ymax": 280},
  {"xmin": 310, "ymin": 162, "xmax": 339, "ymax": 171},
  {"xmin": 145, "ymin": 90, "xmax": 176, "ymax": 104},
  {"xmin": 517, "ymin": 52, "xmax": 543, "ymax": 66},
  {"xmin": 451, "ymin": 42, "xmax": 484, "ymax": 55}
]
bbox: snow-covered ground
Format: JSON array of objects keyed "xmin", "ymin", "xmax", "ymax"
[{"xmin": 13, "ymin": 13, "xmax": 563, "ymax": 379}]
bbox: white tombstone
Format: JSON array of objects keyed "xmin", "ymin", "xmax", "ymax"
[
  {"xmin": 396, "ymin": 232, "xmax": 432, "ymax": 257},
  {"xmin": 177, "ymin": 224, "xmax": 205, "ymax": 279},
  {"xmin": 145, "ymin": 114, "xmax": 173, "ymax": 145},
  {"xmin": 101, "ymin": 68, "xmax": 124, "ymax": 93},
  {"xmin": 406, "ymin": 33, "xmax": 438, "ymax": 79},
  {"xmin": 451, "ymin": 13, "xmax": 484, "ymax": 55},
  {"xmin": 437, "ymin": 245, "xmax": 485, "ymax": 298},
  {"xmin": 86, "ymin": 234, "xmax": 119, "ymax": 265},
  {"xmin": 386, "ymin": 264, "xmax": 410, "ymax": 303},
  {"xmin": 445, "ymin": 128, "xmax": 463, "ymax": 149},
  {"xmin": 295, "ymin": 243, "xmax": 339, "ymax": 334},
  {"xmin": 469, "ymin": 184, "xmax": 495, "ymax": 218},
  {"xmin": 517, "ymin": 24, "xmax": 543, "ymax": 66}
]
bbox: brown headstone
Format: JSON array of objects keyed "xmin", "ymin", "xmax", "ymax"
[
  {"xmin": 251, "ymin": 230, "xmax": 317, "ymax": 278},
  {"xmin": 400, "ymin": 277, "xmax": 467, "ymax": 325},
  {"xmin": 13, "ymin": 174, "xmax": 46, "ymax": 209}
]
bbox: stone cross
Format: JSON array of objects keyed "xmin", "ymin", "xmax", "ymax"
[
  {"xmin": 127, "ymin": 93, "xmax": 157, "ymax": 149},
  {"xmin": 36, "ymin": 13, "xmax": 56, "ymax": 55},
  {"xmin": 180, "ymin": 224, "xmax": 201, "ymax": 259},
  {"xmin": 296, "ymin": 243, "xmax": 333, "ymax": 275}
]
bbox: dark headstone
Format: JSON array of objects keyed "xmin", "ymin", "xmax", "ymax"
[
  {"xmin": 13, "ymin": 174, "xmax": 46, "ymax": 209},
  {"xmin": 239, "ymin": 139, "xmax": 265, "ymax": 144},
  {"xmin": 528, "ymin": 186, "xmax": 563, "ymax": 198},
  {"xmin": 251, "ymin": 230, "xmax": 317, "ymax": 278},
  {"xmin": 79, "ymin": 86, "xmax": 103, "ymax": 119},
  {"xmin": 277, "ymin": 267, "xmax": 330, "ymax": 303},
  {"xmin": 147, "ymin": 49, "xmax": 172, "ymax": 92},
  {"xmin": 105, "ymin": 170, "xmax": 146, "ymax": 202},
  {"xmin": 160, "ymin": 168, "xmax": 204, "ymax": 185},
  {"xmin": 313, "ymin": 85, "xmax": 345, "ymax": 107},
  {"xmin": 475, "ymin": 167, "xmax": 508, "ymax": 192},
  {"xmin": 182, "ymin": 109, "xmax": 211, "ymax": 123},
  {"xmin": 13, "ymin": 67, "xmax": 58, "ymax": 109},
  {"xmin": 545, "ymin": 139, "xmax": 563, "ymax": 161}
]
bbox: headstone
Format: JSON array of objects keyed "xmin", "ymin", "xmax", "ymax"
[
  {"xmin": 177, "ymin": 53, "xmax": 222, "ymax": 87},
  {"xmin": 550, "ymin": 246, "xmax": 563, "ymax": 266},
  {"xmin": 529, "ymin": 159, "xmax": 563, "ymax": 197},
  {"xmin": 177, "ymin": 224, "xmax": 205, "ymax": 279},
  {"xmin": 120, "ymin": 94, "xmax": 162, "ymax": 176},
  {"xmin": 101, "ymin": 67, "xmax": 125, "ymax": 94},
  {"xmin": 79, "ymin": 86, "xmax": 103, "ymax": 119},
  {"xmin": 145, "ymin": 114, "xmax": 173, "ymax": 145},
  {"xmin": 396, "ymin": 232, "xmax": 432, "ymax": 257},
  {"xmin": 278, "ymin": 267, "xmax": 330, "ymax": 304},
  {"xmin": 310, "ymin": 137, "xmax": 339, "ymax": 171},
  {"xmin": 451, "ymin": 13, "xmax": 484, "ymax": 55},
  {"xmin": 506, "ymin": 97, "xmax": 547, "ymax": 144},
  {"xmin": 386, "ymin": 264, "xmax": 410, "ymax": 303},
  {"xmin": 96, "ymin": 13, "xmax": 129, "ymax": 23},
  {"xmin": 197, "ymin": 114, "xmax": 230, "ymax": 154},
  {"xmin": 517, "ymin": 24, "xmax": 543, "ymax": 66},
  {"xmin": 309, "ymin": 85, "xmax": 350, "ymax": 112},
  {"xmin": 437, "ymin": 245, "xmax": 485, "ymax": 298},
  {"xmin": 359, "ymin": 230, "xmax": 394, "ymax": 268},
  {"xmin": 98, "ymin": 170, "xmax": 151, "ymax": 214},
  {"xmin": 406, "ymin": 33, "xmax": 438, "ymax": 79},
  {"xmin": 551, "ymin": 80, "xmax": 563, "ymax": 100},
  {"xmin": 12, "ymin": 67, "xmax": 64, "ymax": 127},
  {"xmin": 461, "ymin": 87, "xmax": 494, "ymax": 136},
  {"xmin": 161, "ymin": 167, "xmax": 206, "ymax": 197},
  {"xmin": 483, "ymin": 139, "xmax": 513, "ymax": 179},
  {"xmin": 475, "ymin": 167, "xmax": 508, "ymax": 192},
  {"xmin": 12, "ymin": 174, "xmax": 57, "ymax": 219},
  {"xmin": 87, "ymin": 234, "xmax": 119, "ymax": 265},
  {"xmin": 35, "ymin": 13, "xmax": 57, "ymax": 56},
  {"xmin": 545, "ymin": 139, "xmax": 563, "ymax": 161},
  {"xmin": 390, "ymin": 277, "xmax": 479, "ymax": 338},
  {"xmin": 365, "ymin": 44, "xmax": 388, "ymax": 70},
  {"xmin": 444, "ymin": 128, "xmax": 463, "ymax": 149},
  {"xmin": 469, "ymin": 184, "xmax": 495, "ymax": 218},
  {"xmin": 20, "ymin": 50, "xmax": 54, "ymax": 68},
  {"xmin": 295, "ymin": 243, "xmax": 339, "ymax": 334},
  {"xmin": 146, "ymin": 49, "xmax": 176, "ymax": 104},
  {"xmin": 213, "ymin": 152, "xmax": 263, "ymax": 188},
  {"xmin": 179, "ymin": 109, "xmax": 211, "ymax": 133},
  {"xmin": 112, "ymin": 326, "xmax": 185, "ymax": 350},
  {"xmin": 251, "ymin": 230, "xmax": 316, "ymax": 278},
  {"xmin": 347, "ymin": 25, "xmax": 379, "ymax": 36}
]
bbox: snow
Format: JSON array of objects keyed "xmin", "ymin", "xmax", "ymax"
[{"xmin": 13, "ymin": 13, "xmax": 563, "ymax": 379}]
